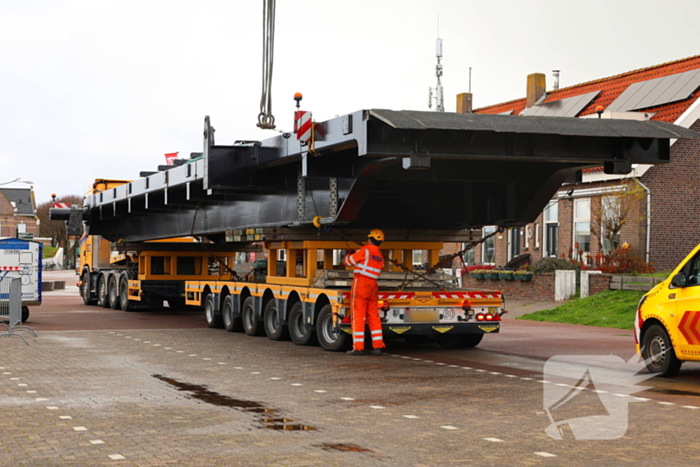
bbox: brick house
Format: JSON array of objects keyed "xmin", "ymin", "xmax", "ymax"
[
  {"xmin": 457, "ymin": 55, "xmax": 700, "ymax": 272},
  {"xmin": 0, "ymin": 187, "xmax": 39, "ymax": 239}
]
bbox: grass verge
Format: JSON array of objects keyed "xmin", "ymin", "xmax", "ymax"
[{"xmin": 516, "ymin": 289, "xmax": 646, "ymax": 330}]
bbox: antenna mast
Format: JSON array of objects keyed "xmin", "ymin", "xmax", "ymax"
[{"xmin": 428, "ymin": 19, "xmax": 444, "ymax": 112}]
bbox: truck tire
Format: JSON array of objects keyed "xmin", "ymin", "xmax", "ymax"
[
  {"xmin": 108, "ymin": 274, "xmax": 121, "ymax": 310},
  {"xmin": 288, "ymin": 302, "xmax": 318, "ymax": 346},
  {"xmin": 316, "ymin": 304, "xmax": 350, "ymax": 351},
  {"xmin": 205, "ymin": 294, "xmax": 223, "ymax": 329},
  {"xmin": 97, "ymin": 274, "xmax": 109, "ymax": 308},
  {"xmin": 242, "ymin": 297, "xmax": 264, "ymax": 336},
  {"xmin": 81, "ymin": 272, "xmax": 96, "ymax": 305},
  {"xmin": 222, "ymin": 295, "xmax": 243, "ymax": 332},
  {"xmin": 642, "ymin": 324, "xmax": 682, "ymax": 376},
  {"xmin": 263, "ymin": 299, "xmax": 289, "ymax": 341},
  {"xmin": 436, "ymin": 333, "xmax": 483, "ymax": 349},
  {"xmin": 21, "ymin": 306, "xmax": 29, "ymax": 323},
  {"xmin": 119, "ymin": 273, "xmax": 136, "ymax": 312}
]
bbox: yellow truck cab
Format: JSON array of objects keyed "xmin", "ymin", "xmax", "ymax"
[{"xmin": 636, "ymin": 243, "xmax": 700, "ymax": 376}]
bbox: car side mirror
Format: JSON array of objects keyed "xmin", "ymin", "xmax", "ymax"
[{"xmin": 672, "ymin": 273, "xmax": 687, "ymax": 288}]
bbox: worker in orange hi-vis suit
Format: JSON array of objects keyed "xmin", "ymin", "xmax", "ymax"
[{"xmin": 343, "ymin": 229, "xmax": 386, "ymax": 355}]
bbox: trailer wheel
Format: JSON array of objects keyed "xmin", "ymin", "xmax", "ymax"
[
  {"xmin": 222, "ymin": 295, "xmax": 243, "ymax": 332},
  {"xmin": 205, "ymin": 294, "xmax": 223, "ymax": 329},
  {"xmin": 21, "ymin": 306, "xmax": 29, "ymax": 323},
  {"xmin": 316, "ymin": 305, "xmax": 350, "ymax": 351},
  {"xmin": 436, "ymin": 333, "xmax": 483, "ymax": 349},
  {"xmin": 242, "ymin": 297, "xmax": 264, "ymax": 336},
  {"xmin": 81, "ymin": 272, "xmax": 96, "ymax": 305},
  {"xmin": 108, "ymin": 274, "xmax": 120, "ymax": 310},
  {"xmin": 288, "ymin": 302, "xmax": 318, "ymax": 346},
  {"xmin": 119, "ymin": 273, "xmax": 136, "ymax": 312},
  {"xmin": 642, "ymin": 324, "xmax": 682, "ymax": 376},
  {"xmin": 97, "ymin": 274, "xmax": 109, "ymax": 308},
  {"xmin": 263, "ymin": 300, "xmax": 289, "ymax": 341}
]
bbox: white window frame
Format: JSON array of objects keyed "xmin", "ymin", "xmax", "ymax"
[
  {"xmin": 482, "ymin": 226, "xmax": 496, "ymax": 265},
  {"xmin": 573, "ymin": 198, "xmax": 591, "ymax": 261},
  {"xmin": 543, "ymin": 200, "xmax": 558, "ymax": 258}
]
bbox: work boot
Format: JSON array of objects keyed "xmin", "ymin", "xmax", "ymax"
[
  {"xmin": 346, "ymin": 349, "xmax": 364, "ymax": 356},
  {"xmin": 371, "ymin": 349, "xmax": 383, "ymax": 356}
]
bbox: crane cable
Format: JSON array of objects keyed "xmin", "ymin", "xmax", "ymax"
[{"xmin": 257, "ymin": 0, "xmax": 276, "ymax": 130}]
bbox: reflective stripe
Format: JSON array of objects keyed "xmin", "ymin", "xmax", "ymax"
[
  {"xmin": 353, "ymin": 338, "xmax": 364, "ymax": 343},
  {"xmin": 371, "ymin": 335, "xmax": 383, "ymax": 341},
  {"xmin": 353, "ymin": 332, "xmax": 364, "ymax": 336},
  {"xmin": 355, "ymin": 270, "xmax": 381, "ymax": 279},
  {"xmin": 370, "ymin": 330, "xmax": 382, "ymax": 335}
]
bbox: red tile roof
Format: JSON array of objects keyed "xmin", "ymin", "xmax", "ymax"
[{"xmin": 476, "ymin": 55, "xmax": 700, "ymax": 123}]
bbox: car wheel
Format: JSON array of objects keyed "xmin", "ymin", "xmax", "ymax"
[
  {"xmin": 642, "ymin": 324, "xmax": 682, "ymax": 376},
  {"xmin": 288, "ymin": 302, "xmax": 318, "ymax": 346}
]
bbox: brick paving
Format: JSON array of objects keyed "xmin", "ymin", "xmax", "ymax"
[{"xmin": 3, "ymin": 325, "xmax": 700, "ymax": 466}]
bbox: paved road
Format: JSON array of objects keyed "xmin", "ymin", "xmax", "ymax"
[{"xmin": 1, "ymin": 271, "xmax": 699, "ymax": 466}]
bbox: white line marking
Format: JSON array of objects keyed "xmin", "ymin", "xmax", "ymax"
[
  {"xmin": 538, "ymin": 380, "xmax": 551, "ymax": 384},
  {"xmin": 270, "ymin": 377, "xmax": 281, "ymax": 380},
  {"xmin": 176, "ymin": 350, "xmax": 184, "ymax": 353},
  {"xmin": 108, "ymin": 454, "xmax": 126, "ymax": 460},
  {"xmin": 291, "ymin": 383, "xmax": 303, "ymax": 386},
  {"xmin": 423, "ymin": 360, "xmax": 433, "ymax": 363},
  {"xmin": 165, "ymin": 347, "xmax": 172, "ymax": 350},
  {"xmin": 340, "ymin": 397, "xmax": 355, "ymax": 401},
  {"xmin": 10, "ymin": 377, "xmax": 19, "ymax": 380},
  {"xmin": 26, "ymin": 391, "xmax": 37, "ymax": 394},
  {"xmin": 489, "ymin": 372, "xmax": 502, "ymax": 375},
  {"xmin": 534, "ymin": 452, "xmax": 557, "ymax": 458},
  {"xmin": 474, "ymin": 369, "xmax": 486, "ymax": 372},
  {"xmin": 46, "ymin": 407, "xmax": 59, "ymax": 410},
  {"xmin": 217, "ymin": 362, "xmax": 226, "ymax": 365},
  {"xmin": 2, "ymin": 372, "xmax": 11, "ymax": 375},
  {"xmin": 370, "ymin": 405, "xmax": 385, "ymax": 409},
  {"xmin": 594, "ymin": 390, "xmax": 608, "ymax": 394},
  {"xmin": 440, "ymin": 425, "xmax": 458, "ymax": 430},
  {"xmin": 521, "ymin": 377, "xmax": 533, "ymax": 381},
  {"xmin": 90, "ymin": 440, "xmax": 105, "ymax": 445},
  {"xmin": 73, "ymin": 427, "xmax": 88, "ymax": 432},
  {"xmin": 682, "ymin": 405, "xmax": 700, "ymax": 409},
  {"xmin": 18, "ymin": 383, "xmax": 28, "ymax": 387},
  {"xmin": 314, "ymin": 390, "xmax": 327, "ymax": 393},
  {"xmin": 633, "ymin": 397, "xmax": 651, "ymax": 402},
  {"xmin": 448, "ymin": 365, "xmax": 460, "ymax": 368},
  {"xmin": 658, "ymin": 401, "xmax": 675, "ymax": 405},
  {"xmin": 59, "ymin": 416, "xmax": 72, "ymax": 420},
  {"xmin": 504, "ymin": 375, "xmax": 518, "ymax": 378},
  {"xmin": 36, "ymin": 398, "xmax": 48, "ymax": 402},
  {"xmin": 461, "ymin": 367, "xmax": 472, "ymax": 370},
  {"xmin": 153, "ymin": 344, "xmax": 161, "ymax": 347},
  {"xmin": 125, "ymin": 336, "xmax": 131, "ymax": 339},
  {"xmin": 403, "ymin": 415, "xmax": 419, "ymax": 419},
  {"xmin": 554, "ymin": 383, "xmax": 570, "ymax": 387},
  {"xmin": 484, "ymin": 437, "xmax": 504, "ymax": 442},
  {"xmin": 233, "ymin": 367, "xmax": 243, "ymax": 370},
  {"xmin": 202, "ymin": 358, "xmax": 212, "ymax": 361},
  {"xmin": 251, "ymin": 372, "xmax": 261, "ymax": 375},
  {"xmin": 435, "ymin": 363, "xmax": 447, "ymax": 366},
  {"xmin": 613, "ymin": 393, "xmax": 629, "ymax": 397}
]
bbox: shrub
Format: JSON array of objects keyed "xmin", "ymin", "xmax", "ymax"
[{"xmin": 532, "ymin": 257, "xmax": 578, "ymax": 275}]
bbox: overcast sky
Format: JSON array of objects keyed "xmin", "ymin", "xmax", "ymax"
[{"xmin": 2, "ymin": 0, "xmax": 699, "ymax": 203}]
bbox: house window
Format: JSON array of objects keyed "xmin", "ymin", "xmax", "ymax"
[
  {"xmin": 544, "ymin": 201, "xmax": 558, "ymax": 257},
  {"xmin": 482, "ymin": 226, "xmax": 496, "ymax": 264},
  {"xmin": 574, "ymin": 198, "xmax": 591, "ymax": 259},
  {"xmin": 509, "ymin": 228, "xmax": 521, "ymax": 260}
]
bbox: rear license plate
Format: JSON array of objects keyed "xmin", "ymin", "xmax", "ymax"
[{"xmin": 405, "ymin": 309, "xmax": 439, "ymax": 323}]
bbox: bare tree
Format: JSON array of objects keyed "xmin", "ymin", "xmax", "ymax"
[
  {"xmin": 590, "ymin": 180, "xmax": 646, "ymax": 256},
  {"xmin": 37, "ymin": 195, "xmax": 83, "ymax": 267}
]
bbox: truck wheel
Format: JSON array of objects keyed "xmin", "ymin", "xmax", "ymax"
[
  {"xmin": 316, "ymin": 304, "xmax": 350, "ymax": 351},
  {"xmin": 21, "ymin": 306, "xmax": 29, "ymax": 323},
  {"xmin": 263, "ymin": 300, "xmax": 289, "ymax": 341},
  {"xmin": 108, "ymin": 274, "xmax": 121, "ymax": 310},
  {"xmin": 242, "ymin": 297, "xmax": 264, "ymax": 336},
  {"xmin": 81, "ymin": 272, "xmax": 96, "ymax": 305},
  {"xmin": 436, "ymin": 333, "xmax": 483, "ymax": 349},
  {"xmin": 642, "ymin": 324, "xmax": 682, "ymax": 376},
  {"xmin": 205, "ymin": 294, "xmax": 223, "ymax": 329},
  {"xmin": 119, "ymin": 273, "xmax": 136, "ymax": 312},
  {"xmin": 222, "ymin": 295, "xmax": 243, "ymax": 332},
  {"xmin": 97, "ymin": 274, "xmax": 109, "ymax": 308},
  {"xmin": 288, "ymin": 302, "xmax": 318, "ymax": 346}
]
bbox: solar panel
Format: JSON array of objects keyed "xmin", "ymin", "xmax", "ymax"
[
  {"xmin": 607, "ymin": 68, "xmax": 700, "ymax": 112},
  {"xmin": 520, "ymin": 91, "xmax": 600, "ymax": 117}
]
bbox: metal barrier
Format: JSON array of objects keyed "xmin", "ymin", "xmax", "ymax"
[{"xmin": 0, "ymin": 277, "xmax": 37, "ymax": 345}]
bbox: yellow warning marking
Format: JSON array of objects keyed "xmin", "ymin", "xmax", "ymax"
[
  {"xmin": 432, "ymin": 326, "xmax": 454, "ymax": 334},
  {"xmin": 389, "ymin": 326, "xmax": 411, "ymax": 335},
  {"xmin": 478, "ymin": 325, "xmax": 499, "ymax": 333}
]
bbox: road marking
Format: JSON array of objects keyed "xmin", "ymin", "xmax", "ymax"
[
  {"xmin": 46, "ymin": 407, "xmax": 59, "ymax": 410},
  {"xmin": 143, "ymin": 341, "xmax": 151, "ymax": 344},
  {"xmin": 634, "ymin": 397, "xmax": 651, "ymax": 401},
  {"xmin": 484, "ymin": 437, "xmax": 503, "ymax": 442},
  {"xmin": 217, "ymin": 362, "xmax": 226, "ymax": 365},
  {"xmin": 521, "ymin": 378, "xmax": 533, "ymax": 381},
  {"xmin": 202, "ymin": 358, "xmax": 212, "ymax": 361},
  {"xmin": 26, "ymin": 391, "xmax": 37, "ymax": 394},
  {"xmin": 370, "ymin": 405, "xmax": 385, "ymax": 409},
  {"xmin": 176, "ymin": 350, "xmax": 184, "ymax": 353},
  {"xmin": 554, "ymin": 383, "xmax": 570, "ymax": 387},
  {"xmin": 474, "ymin": 369, "xmax": 486, "ymax": 372},
  {"xmin": 108, "ymin": 454, "xmax": 126, "ymax": 460},
  {"xmin": 165, "ymin": 347, "xmax": 172, "ymax": 350},
  {"xmin": 489, "ymin": 372, "xmax": 502, "ymax": 375},
  {"xmin": 504, "ymin": 375, "xmax": 518, "ymax": 378},
  {"xmin": 188, "ymin": 354, "xmax": 197, "ymax": 356},
  {"xmin": 59, "ymin": 416, "xmax": 72, "ymax": 420},
  {"xmin": 233, "ymin": 367, "xmax": 243, "ymax": 370},
  {"xmin": 116, "ymin": 334, "xmax": 122, "ymax": 336},
  {"xmin": 10, "ymin": 377, "xmax": 19, "ymax": 380},
  {"xmin": 2, "ymin": 372, "xmax": 11, "ymax": 375},
  {"xmin": 461, "ymin": 367, "xmax": 472, "ymax": 370},
  {"xmin": 594, "ymin": 390, "xmax": 608, "ymax": 394},
  {"xmin": 125, "ymin": 336, "xmax": 131, "ymax": 339},
  {"xmin": 90, "ymin": 440, "xmax": 105, "ymax": 445},
  {"xmin": 440, "ymin": 426, "xmax": 458, "ymax": 430},
  {"xmin": 403, "ymin": 415, "xmax": 419, "ymax": 419},
  {"xmin": 534, "ymin": 452, "xmax": 557, "ymax": 458},
  {"xmin": 435, "ymin": 363, "xmax": 447, "ymax": 366},
  {"xmin": 153, "ymin": 344, "xmax": 161, "ymax": 347},
  {"xmin": 682, "ymin": 405, "xmax": 700, "ymax": 409},
  {"xmin": 400, "ymin": 356, "xmax": 410, "ymax": 359},
  {"xmin": 36, "ymin": 398, "xmax": 48, "ymax": 402},
  {"xmin": 270, "ymin": 377, "xmax": 281, "ymax": 380},
  {"xmin": 251, "ymin": 372, "xmax": 261, "ymax": 375},
  {"xmin": 423, "ymin": 360, "xmax": 434, "ymax": 363},
  {"xmin": 18, "ymin": 383, "xmax": 28, "ymax": 387},
  {"xmin": 613, "ymin": 394, "xmax": 629, "ymax": 397},
  {"xmin": 448, "ymin": 365, "xmax": 460, "ymax": 368},
  {"xmin": 291, "ymin": 383, "xmax": 303, "ymax": 386},
  {"xmin": 658, "ymin": 401, "xmax": 675, "ymax": 405},
  {"xmin": 73, "ymin": 427, "xmax": 88, "ymax": 432},
  {"xmin": 133, "ymin": 339, "xmax": 140, "ymax": 341},
  {"xmin": 314, "ymin": 390, "xmax": 327, "ymax": 393},
  {"xmin": 341, "ymin": 397, "xmax": 355, "ymax": 401},
  {"xmin": 538, "ymin": 380, "xmax": 551, "ymax": 384}
]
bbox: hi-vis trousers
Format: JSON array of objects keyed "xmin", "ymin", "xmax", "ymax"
[{"xmin": 350, "ymin": 276, "xmax": 385, "ymax": 351}]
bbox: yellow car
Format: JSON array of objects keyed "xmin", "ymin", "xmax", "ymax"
[{"xmin": 636, "ymin": 244, "xmax": 700, "ymax": 376}]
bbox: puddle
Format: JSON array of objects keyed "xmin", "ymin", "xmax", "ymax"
[
  {"xmin": 153, "ymin": 374, "xmax": 316, "ymax": 431},
  {"xmin": 317, "ymin": 443, "xmax": 372, "ymax": 452}
]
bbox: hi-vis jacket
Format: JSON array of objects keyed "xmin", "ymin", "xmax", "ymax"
[{"xmin": 343, "ymin": 244, "xmax": 384, "ymax": 280}]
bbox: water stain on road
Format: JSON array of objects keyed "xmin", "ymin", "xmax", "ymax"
[
  {"xmin": 152, "ymin": 374, "xmax": 315, "ymax": 431},
  {"xmin": 317, "ymin": 443, "xmax": 373, "ymax": 452}
]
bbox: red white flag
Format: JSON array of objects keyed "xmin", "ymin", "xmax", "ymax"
[{"xmin": 165, "ymin": 152, "xmax": 178, "ymax": 165}]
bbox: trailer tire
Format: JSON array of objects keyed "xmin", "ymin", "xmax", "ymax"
[
  {"xmin": 436, "ymin": 333, "xmax": 483, "ymax": 349},
  {"xmin": 288, "ymin": 302, "xmax": 318, "ymax": 346},
  {"xmin": 205, "ymin": 294, "xmax": 223, "ymax": 329},
  {"xmin": 97, "ymin": 274, "xmax": 109, "ymax": 308},
  {"xmin": 21, "ymin": 306, "xmax": 29, "ymax": 323},
  {"xmin": 81, "ymin": 272, "xmax": 96, "ymax": 305},
  {"xmin": 222, "ymin": 295, "xmax": 243, "ymax": 332},
  {"xmin": 642, "ymin": 324, "xmax": 682, "ymax": 376},
  {"xmin": 263, "ymin": 300, "xmax": 289, "ymax": 341},
  {"xmin": 316, "ymin": 305, "xmax": 350, "ymax": 351},
  {"xmin": 108, "ymin": 274, "xmax": 120, "ymax": 310},
  {"xmin": 119, "ymin": 273, "xmax": 136, "ymax": 312},
  {"xmin": 242, "ymin": 297, "xmax": 264, "ymax": 336}
]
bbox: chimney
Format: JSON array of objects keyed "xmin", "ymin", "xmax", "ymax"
[
  {"xmin": 456, "ymin": 93, "xmax": 473, "ymax": 113},
  {"xmin": 526, "ymin": 73, "xmax": 546, "ymax": 108}
]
